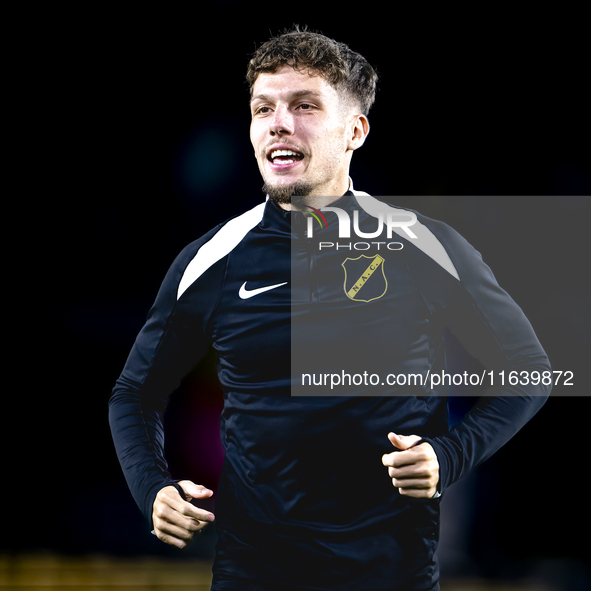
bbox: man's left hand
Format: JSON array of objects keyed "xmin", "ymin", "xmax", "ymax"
[{"xmin": 381, "ymin": 432, "xmax": 439, "ymax": 498}]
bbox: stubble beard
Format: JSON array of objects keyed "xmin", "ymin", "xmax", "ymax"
[{"xmin": 262, "ymin": 179, "xmax": 316, "ymax": 206}]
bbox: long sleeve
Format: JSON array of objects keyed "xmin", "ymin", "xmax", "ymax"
[
  {"xmin": 410, "ymin": 213, "xmax": 551, "ymax": 493},
  {"xmin": 108, "ymin": 227, "xmax": 223, "ymax": 526}
]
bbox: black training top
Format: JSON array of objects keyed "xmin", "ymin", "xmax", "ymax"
[{"xmin": 109, "ymin": 189, "xmax": 550, "ymax": 590}]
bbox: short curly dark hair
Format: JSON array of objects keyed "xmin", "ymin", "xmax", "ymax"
[{"xmin": 246, "ymin": 26, "xmax": 378, "ymax": 115}]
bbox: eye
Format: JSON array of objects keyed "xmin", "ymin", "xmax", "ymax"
[
  {"xmin": 298, "ymin": 103, "xmax": 311, "ymax": 110},
  {"xmin": 253, "ymin": 105, "xmax": 272, "ymax": 116}
]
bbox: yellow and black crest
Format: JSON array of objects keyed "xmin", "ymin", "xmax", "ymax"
[{"xmin": 342, "ymin": 254, "xmax": 387, "ymax": 302}]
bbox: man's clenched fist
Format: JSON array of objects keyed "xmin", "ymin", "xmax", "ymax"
[
  {"xmin": 381, "ymin": 432, "xmax": 439, "ymax": 498},
  {"xmin": 152, "ymin": 480, "xmax": 215, "ymax": 549}
]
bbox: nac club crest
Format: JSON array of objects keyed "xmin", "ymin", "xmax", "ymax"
[{"xmin": 342, "ymin": 254, "xmax": 388, "ymax": 302}]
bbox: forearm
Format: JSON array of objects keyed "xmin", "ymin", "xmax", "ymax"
[
  {"xmin": 426, "ymin": 391, "xmax": 548, "ymax": 493},
  {"xmin": 109, "ymin": 380, "xmax": 178, "ymax": 526}
]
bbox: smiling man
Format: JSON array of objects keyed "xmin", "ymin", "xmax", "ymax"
[
  {"xmin": 249, "ymin": 63, "xmax": 369, "ymax": 205},
  {"xmin": 109, "ymin": 27, "xmax": 550, "ymax": 591}
]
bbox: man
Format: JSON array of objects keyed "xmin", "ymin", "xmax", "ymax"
[{"xmin": 109, "ymin": 27, "xmax": 550, "ymax": 590}]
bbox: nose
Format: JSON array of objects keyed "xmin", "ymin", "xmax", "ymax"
[{"xmin": 269, "ymin": 104, "xmax": 294, "ymax": 136}]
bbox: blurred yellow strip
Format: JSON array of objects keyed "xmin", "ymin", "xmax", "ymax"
[{"xmin": 0, "ymin": 553, "xmax": 212, "ymax": 588}]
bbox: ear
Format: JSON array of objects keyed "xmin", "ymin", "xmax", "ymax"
[{"xmin": 347, "ymin": 113, "xmax": 370, "ymax": 151}]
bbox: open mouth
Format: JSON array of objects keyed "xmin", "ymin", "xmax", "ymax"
[{"xmin": 267, "ymin": 149, "xmax": 305, "ymax": 165}]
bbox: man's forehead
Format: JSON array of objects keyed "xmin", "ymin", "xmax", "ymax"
[
  {"xmin": 250, "ymin": 65, "xmax": 336, "ymax": 102},
  {"xmin": 251, "ymin": 88, "xmax": 326, "ymax": 105}
]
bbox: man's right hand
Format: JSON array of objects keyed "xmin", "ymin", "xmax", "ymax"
[{"xmin": 152, "ymin": 480, "xmax": 215, "ymax": 549}]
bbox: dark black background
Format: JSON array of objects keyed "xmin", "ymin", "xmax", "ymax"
[{"xmin": 9, "ymin": 3, "xmax": 590, "ymax": 587}]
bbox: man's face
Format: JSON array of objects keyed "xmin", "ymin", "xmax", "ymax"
[{"xmin": 250, "ymin": 64, "xmax": 358, "ymax": 204}]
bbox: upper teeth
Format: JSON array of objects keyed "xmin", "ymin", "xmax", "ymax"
[{"xmin": 271, "ymin": 150, "xmax": 301, "ymax": 159}]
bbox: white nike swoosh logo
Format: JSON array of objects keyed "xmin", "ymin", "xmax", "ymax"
[{"xmin": 239, "ymin": 281, "xmax": 287, "ymax": 299}]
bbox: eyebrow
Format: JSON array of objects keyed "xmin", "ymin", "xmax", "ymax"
[{"xmin": 250, "ymin": 89, "xmax": 324, "ymax": 105}]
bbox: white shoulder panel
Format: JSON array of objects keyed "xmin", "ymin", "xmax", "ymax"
[
  {"xmin": 352, "ymin": 191, "xmax": 460, "ymax": 280},
  {"xmin": 177, "ymin": 201, "xmax": 267, "ymax": 300}
]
